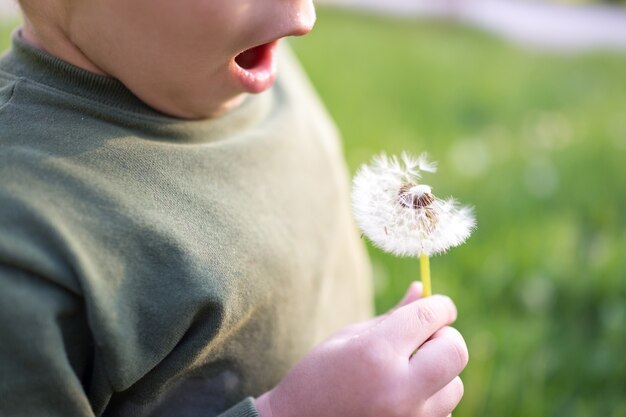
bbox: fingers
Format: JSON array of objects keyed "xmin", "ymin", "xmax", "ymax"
[
  {"xmin": 335, "ymin": 282, "xmax": 423, "ymax": 340},
  {"xmin": 396, "ymin": 281, "xmax": 423, "ymax": 308},
  {"xmin": 420, "ymin": 377, "xmax": 464, "ymax": 417},
  {"xmin": 410, "ymin": 327, "xmax": 468, "ymax": 398},
  {"xmin": 371, "ymin": 295, "xmax": 457, "ymax": 356}
]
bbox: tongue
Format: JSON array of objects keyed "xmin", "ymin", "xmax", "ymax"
[{"xmin": 235, "ymin": 44, "xmax": 266, "ymax": 70}]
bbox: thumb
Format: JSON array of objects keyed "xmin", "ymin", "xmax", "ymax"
[{"xmin": 395, "ymin": 281, "xmax": 423, "ymax": 309}]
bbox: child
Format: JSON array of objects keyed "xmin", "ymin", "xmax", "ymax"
[{"xmin": 0, "ymin": 1, "xmax": 468, "ymax": 416}]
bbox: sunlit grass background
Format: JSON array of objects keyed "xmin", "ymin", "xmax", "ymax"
[
  {"xmin": 2, "ymin": 8, "xmax": 626, "ymax": 417},
  {"xmin": 291, "ymin": 9, "xmax": 626, "ymax": 417}
]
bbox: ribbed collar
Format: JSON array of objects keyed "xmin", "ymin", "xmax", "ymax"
[{"xmin": 0, "ymin": 31, "xmax": 272, "ymax": 143}]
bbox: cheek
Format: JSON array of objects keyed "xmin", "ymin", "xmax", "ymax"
[
  {"xmin": 176, "ymin": 0, "xmax": 258, "ymax": 48},
  {"xmin": 77, "ymin": 3, "xmax": 238, "ymax": 74}
]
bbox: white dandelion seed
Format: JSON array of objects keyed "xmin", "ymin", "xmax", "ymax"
[{"xmin": 351, "ymin": 152, "xmax": 476, "ymax": 296}]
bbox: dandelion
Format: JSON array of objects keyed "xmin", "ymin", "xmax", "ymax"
[{"xmin": 352, "ymin": 152, "xmax": 475, "ymax": 297}]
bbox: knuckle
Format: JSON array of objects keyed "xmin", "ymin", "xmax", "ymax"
[
  {"xmin": 454, "ymin": 377, "xmax": 465, "ymax": 399},
  {"xmin": 416, "ymin": 303, "xmax": 438, "ymax": 327},
  {"xmin": 435, "ymin": 295, "xmax": 457, "ymax": 322},
  {"xmin": 413, "ymin": 296, "xmax": 457, "ymax": 329},
  {"xmin": 447, "ymin": 377, "xmax": 465, "ymax": 411},
  {"xmin": 434, "ymin": 341, "xmax": 467, "ymax": 377},
  {"xmin": 433, "ymin": 378, "xmax": 464, "ymax": 417},
  {"xmin": 433, "ymin": 379, "xmax": 464, "ymax": 417},
  {"xmin": 447, "ymin": 329, "xmax": 469, "ymax": 369}
]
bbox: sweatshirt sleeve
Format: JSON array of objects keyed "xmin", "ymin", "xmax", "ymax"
[
  {"xmin": 0, "ymin": 265, "xmax": 95, "ymax": 417},
  {"xmin": 216, "ymin": 397, "xmax": 260, "ymax": 417}
]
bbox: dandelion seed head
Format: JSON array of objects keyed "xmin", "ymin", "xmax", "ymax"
[{"xmin": 352, "ymin": 153, "xmax": 476, "ymax": 257}]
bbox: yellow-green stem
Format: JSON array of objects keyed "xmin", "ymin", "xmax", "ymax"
[{"xmin": 420, "ymin": 254, "xmax": 432, "ymax": 297}]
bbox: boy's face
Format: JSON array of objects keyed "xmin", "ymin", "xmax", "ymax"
[{"xmin": 63, "ymin": 0, "xmax": 316, "ymax": 118}]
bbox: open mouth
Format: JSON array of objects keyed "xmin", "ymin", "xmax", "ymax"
[
  {"xmin": 235, "ymin": 42, "xmax": 273, "ymax": 70},
  {"xmin": 231, "ymin": 40, "xmax": 279, "ymax": 93}
]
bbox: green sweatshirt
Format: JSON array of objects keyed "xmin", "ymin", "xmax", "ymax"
[{"xmin": 0, "ymin": 34, "xmax": 373, "ymax": 417}]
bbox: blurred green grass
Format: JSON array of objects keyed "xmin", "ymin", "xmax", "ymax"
[
  {"xmin": 2, "ymin": 9, "xmax": 626, "ymax": 417},
  {"xmin": 0, "ymin": 19, "xmax": 16, "ymax": 51},
  {"xmin": 289, "ymin": 8, "xmax": 626, "ymax": 417}
]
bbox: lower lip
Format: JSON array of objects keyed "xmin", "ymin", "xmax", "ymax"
[{"xmin": 231, "ymin": 40, "xmax": 279, "ymax": 94}]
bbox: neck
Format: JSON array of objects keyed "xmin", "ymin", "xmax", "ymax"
[{"xmin": 20, "ymin": 17, "xmax": 107, "ymax": 76}]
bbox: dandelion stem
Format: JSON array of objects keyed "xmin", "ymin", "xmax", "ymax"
[{"xmin": 420, "ymin": 254, "xmax": 432, "ymax": 297}]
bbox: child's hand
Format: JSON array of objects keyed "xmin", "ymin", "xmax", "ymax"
[{"xmin": 255, "ymin": 283, "xmax": 468, "ymax": 417}]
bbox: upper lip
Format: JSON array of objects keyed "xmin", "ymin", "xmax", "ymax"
[{"xmin": 233, "ymin": 9, "xmax": 316, "ymax": 60}]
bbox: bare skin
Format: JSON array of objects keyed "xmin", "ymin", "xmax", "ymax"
[
  {"xmin": 18, "ymin": 0, "xmax": 315, "ymax": 119},
  {"xmin": 17, "ymin": 2, "xmax": 468, "ymax": 415},
  {"xmin": 255, "ymin": 283, "xmax": 468, "ymax": 417}
]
